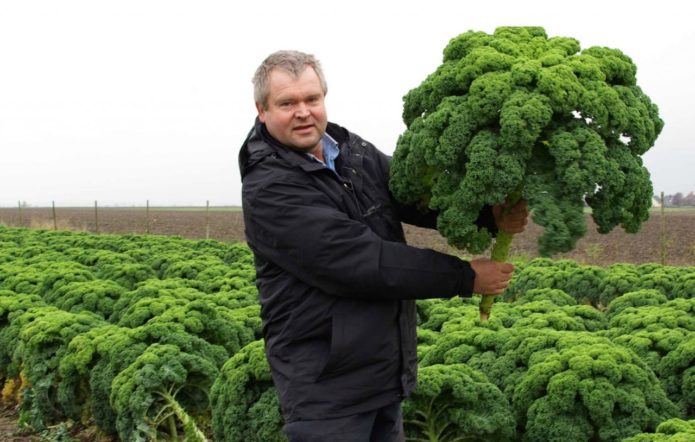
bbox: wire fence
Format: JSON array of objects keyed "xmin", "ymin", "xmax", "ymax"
[
  {"xmin": 0, "ymin": 200, "xmax": 246, "ymax": 243},
  {"xmin": 3, "ymin": 195, "xmax": 695, "ymax": 266}
]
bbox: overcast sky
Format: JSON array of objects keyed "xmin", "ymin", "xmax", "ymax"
[{"xmin": 1, "ymin": 0, "xmax": 693, "ymax": 207}]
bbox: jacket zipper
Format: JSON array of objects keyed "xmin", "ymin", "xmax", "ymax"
[{"xmin": 341, "ymin": 177, "xmax": 366, "ymax": 216}]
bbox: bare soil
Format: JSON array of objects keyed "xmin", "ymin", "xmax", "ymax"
[
  {"xmin": 1, "ymin": 206, "xmax": 693, "ymax": 267},
  {"xmin": 0, "ymin": 408, "xmax": 36, "ymax": 442}
]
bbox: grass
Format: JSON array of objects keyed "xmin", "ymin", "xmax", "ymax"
[
  {"xmin": 650, "ymin": 206, "xmax": 695, "ymax": 213},
  {"xmin": 581, "ymin": 206, "xmax": 695, "ymax": 214},
  {"xmin": 28, "ymin": 218, "xmax": 84, "ymax": 231},
  {"xmin": 145, "ymin": 206, "xmax": 242, "ymax": 212},
  {"xmin": 25, "ymin": 206, "xmax": 244, "ymax": 212}
]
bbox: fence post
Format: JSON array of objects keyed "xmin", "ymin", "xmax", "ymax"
[
  {"xmin": 94, "ymin": 200, "xmax": 100, "ymax": 234},
  {"xmin": 17, "ymin": 200, "xmax": 23, "ymax": 227},
  {"xmin": 205, "ymin": 200, "xmax": 210, "ymax": 240},
  {"xmin": 52, "ymin": 201, "xmax": 57, "ymax": 230},
  {"xmin": 146, "ymin": 200, "xmax": 150, "ymax": 234}
]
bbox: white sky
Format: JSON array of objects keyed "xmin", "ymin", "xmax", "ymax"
[{"xmin": 1, "ymin": 0, "xmax": 693, "ymax": 207}]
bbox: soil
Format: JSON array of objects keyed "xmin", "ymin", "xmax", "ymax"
[
  {"xmin": 0, "ymin": 408, "xmax": 36, "ymax": 442},
  {"xmin": 1, "ymin": 206, "xmax": 694, "ymax": 267}
]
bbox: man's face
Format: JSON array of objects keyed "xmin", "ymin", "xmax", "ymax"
[{"xmin": 256, "ymin": 66, "xmax": 328, "ymax": 154}]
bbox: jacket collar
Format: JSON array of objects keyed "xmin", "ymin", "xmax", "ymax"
[{"xmin": 239, "ymin": 117, "xmax": 350, "ymax": 179}]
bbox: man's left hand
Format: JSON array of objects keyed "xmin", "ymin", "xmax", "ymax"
[{"xmin": 492, "ymin": 199, "xmax": 529, "ymax": 234}]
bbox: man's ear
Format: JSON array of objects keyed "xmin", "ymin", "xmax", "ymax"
[{"xmin": 255, "ymin": 102, "xmax": 266, "ymax": 123}]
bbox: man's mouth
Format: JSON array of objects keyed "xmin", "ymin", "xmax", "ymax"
[{"xmin": 294, "ymin": 124, "xmax": 314, "ymax": 133}]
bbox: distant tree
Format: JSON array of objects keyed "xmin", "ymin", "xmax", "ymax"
[
  {"xmin": 682, "ymin": 191, "xmax": 695, "ymax": 207},
  {"xmin": 671, "ymin": 192, "xmax": 684, "ymax": 207}
]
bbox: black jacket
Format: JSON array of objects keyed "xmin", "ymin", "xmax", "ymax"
[{"xmin": 239, "ymin": 119, "xmax": 495, "ymax": 422}]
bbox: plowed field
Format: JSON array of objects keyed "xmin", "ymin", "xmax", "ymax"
[{"xmin": 1, "ymin": 207, "xmax": 694, "ymax": 266}]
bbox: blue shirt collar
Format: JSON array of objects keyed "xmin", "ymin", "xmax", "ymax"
[{"xmin": 307, "ymin": 133, "xmax": 340, "ymax": 172}]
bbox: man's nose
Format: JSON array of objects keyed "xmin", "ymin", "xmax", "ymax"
[{"xmin": 295, "ymin": 103, "xmax": 310, "ymax": 118}]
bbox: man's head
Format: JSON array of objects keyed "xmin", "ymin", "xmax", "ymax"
[{"xmin": 253, "ymin": 50, "xmax": 328, "ymax": 153}]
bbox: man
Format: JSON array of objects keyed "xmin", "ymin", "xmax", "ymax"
[{"xmin": 239, "ymin": 50, "xmax": 528, "ymax": 441}]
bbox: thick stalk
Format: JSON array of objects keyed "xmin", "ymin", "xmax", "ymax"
[
  {"xmin": 479, "ymin": 230, "xmax": 514, "ymax": 321},
  {"xmin": 479, "ymin": 190, "xmax": 522, "ymax": 321},
  {"xmin": 159, "ymin": 389, "xmax": 209, "ymax": 442},
  {"xmin": 167, "ymin": 414, "xmax": 178, "ymax": 441}
]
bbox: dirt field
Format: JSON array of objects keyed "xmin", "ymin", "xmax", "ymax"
[
  {"xmin": 0, "ymin": 408, "xmax": 36, "ymax": 442},
  {"xmin": 1, "ymin": 206, "xmax": 694, "ymax": 266}
]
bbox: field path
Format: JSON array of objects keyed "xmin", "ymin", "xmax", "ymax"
[{"xmin": 0, "ymin": 408, "xmax": 35, "ymax": 442}]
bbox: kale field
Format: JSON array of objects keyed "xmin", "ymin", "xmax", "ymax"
[{"xmin": 0, "ymin": 213, "xmax": 694, "ymax": 440}]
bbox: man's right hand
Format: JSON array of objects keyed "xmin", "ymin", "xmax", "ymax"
[{"xmin": 470, "ymin": 258, "xmax": 514, "ymax": 295}]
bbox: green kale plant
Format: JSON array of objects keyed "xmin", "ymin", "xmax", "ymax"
[{"xmin": 390, "ymin": 27, "xmax": 663, "ymax": 318}]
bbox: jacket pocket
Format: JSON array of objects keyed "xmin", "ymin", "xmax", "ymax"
[{"xmin": 317, "ymin": 300, "xmax": 400, "ymax": 381}]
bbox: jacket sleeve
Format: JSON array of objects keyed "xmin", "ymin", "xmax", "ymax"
[{"xmin": 243, "ymin": 171, "xmax": 476, "ymax": 301}]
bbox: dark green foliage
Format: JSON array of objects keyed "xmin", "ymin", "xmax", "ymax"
[
  {"xmin": 606, "ymin": 299, "xmax": 695, "ymax": 338},
  {"xmin": 147, "ymin": 301, "xmax": 260, "ymax": 355},
  {"xmin": 17, "ymin": 307, "xmax": 104, "ymax": 430},
  {"xmin": 109, "ymin": 281, "xmax": 204, "ymax": 324},
  {"xmin": 113, "ymin": 294, "xmax": 194, "ymax": 328},
  {"xmin": 2, "ymin": 225, "xmax": 692, "ymax": 441},
  {"xmin": 604, "ymin": 297, "xmax": 695, "ymax": 416},
  {"xmin": 73, "ymin": 249, "xmax": 137, "ymax": 268},
  {"xmin": 210, "ymin": 340, "xmax": 285, "ymax": 442},
  {"xmin": 659, "ymin": 335, "xmax": 695, "ymax": 418},
  {"xmin": 390, "ymin": 27, "xmax": 661, "ymax": 256},
  {"xmin": 673, "ymin": 272, "xmax": 695, "ymax": 299},
  {"xmin": 57, "ymin": 323, "xmax": 130, "ymax": 423},
  {"xmin": 44, "ymin": 279, "xmax": 127, "ymax": 319},
  {"xmin": 110, "ymin": 343, "xmax": 218, "ymax": 441},
  {"xmin": 515, "ymin": 288, "xmax": 576, "ymax": 306},
  {"xmin": 0, "ymin": 291, "xmax": 47, "ymax": 377},
  {"xmin": 196, "ymin": 263, "xmax": 257, "ymax": 294},
  {"xmin": 512, "ymin": 298, "xmax": 607, "ymax": 332},
  {"xmin": 504, "ymin": 264, "xmax": 573, "ymax": 302},
  {"xmin": 636, "ymin": 265, "xmax": 680, "ymax": 300},
  {"xmin": 419, "ymin": 297, "xmax": 481, "ymax": 332},
  {"xmin": 513, "ymin": 340, "xmax": 679, "ymax": 441},
  {"xmin": 162, "ymin": 257, "xmax": 227, "ymax": 280},
  {"xmin": 57, "ymin": 321, "xmax": 227, "ymax": 437},
  {"xmin": 96, "ymin": 263, "xmax": 158, "ymax": 290},
  {"xmin": 504, "ymin": 259, "xmax": 693, "ymax": 308},
  {"xmin": 560, "ymin": 264, "xmax": 607, "ymax": 306},
  {"xmin": 207, "ymin": 285, "xmax": 260, "ymax": 309},
  {"xmin": 421, "ymin": 324, "xmax": 682, "ymax": 441},
  {"xmin": 403, "ymin": 364, "xmax": 515, "ymax": 441},
  {"xmin": 0, "ymin": 241, "xmax": 20, "ymax": 264},
  {"xmin": 0, "ymin": 226, "xmax": 258, "ymax": 438},
  {"xmin": 35, "ymin": 262, "xmax": 96, "ymax": 298},
  {"xmin": 221, "ymin": 242, "xmax": 256, "ymax": 266},
  {"xmin": 421, "ymin": 326, "xmax": 549, "ymax": 391},
  {"xmin": 622, "ymin": 418, "xmax": 695, "ymax": 441},
  {"xmin": 0, "ymin": 262, "xmax": 52, "ymax": 295},
  {"xmin": 605, "ymin": 289, "xmax": 668, "ymax": 319},
  {"xmin": 599, "ymin": 265, "xmax": 642, "ymax": 306}
]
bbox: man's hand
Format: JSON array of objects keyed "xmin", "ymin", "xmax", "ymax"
[
  {"xmin": 492, "ymin": 198, "xmax": 529, "ymax": 234},
  {"xmin": 470, "ymin": 258, "xmax": 514, "ymax": 295}
]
